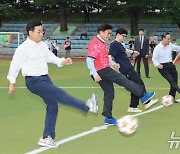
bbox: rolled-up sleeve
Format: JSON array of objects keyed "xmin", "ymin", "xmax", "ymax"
[
  {"xmin": 7, "ymin": 48, "xmax": 23, "ymax": 83},
  {"xmin": 46, "ymin": 48, "xmax": 65, "ymax": 67},
  {"xmin": 172, "ymin": 44, "xmax": 180, "ymax": 52},
  {"xmin": 152, "ymin": 47, "xmax": 160, "ymax": 67}
]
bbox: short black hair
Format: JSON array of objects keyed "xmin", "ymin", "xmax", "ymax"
[
  {"xmin": 161, "ymin": 32, "xmax": 170, "ymax": 40},
  {"xmin": 116, "ymin": 28, "xmax": 128, "ymax": 35},
  {"xmin": 139, "ymin": 28, "xmax": 144, "ymax": 32},
  {"xmin": 97, "ymin": 24, "xmax": 112, "ymax": 33},
  {"xmin": 26, "ymin": 21, "xmax": 42, "ymax": 35}
]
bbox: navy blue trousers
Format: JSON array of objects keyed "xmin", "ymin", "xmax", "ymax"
[
  {"xmin": 25, "ymin": 75, "xmax": 89, "ymax": 139},
  {"xmin": 122, "ymin": 67, "xmax": 147, "ymax": 108}
]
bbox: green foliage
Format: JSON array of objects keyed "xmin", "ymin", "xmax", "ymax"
[
  {"xmin": 34, "ymin": 0, "xmax": 57, "ymax": 6},
  {"xmin": 1, "ymin": 0, "xmax": 179, "ymax": 30},
  {"xmin": 34, "ymin": 0, "xmax": 70, "ymax": 6},
  {"xmin": 0, "ymin": 4, "xmax": 22, "ymax": 19},
  {"xmin": 163, "ymin": 0, "xmax": 180, "ymax": 28}
]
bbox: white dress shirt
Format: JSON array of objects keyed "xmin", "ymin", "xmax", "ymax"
[
  {"xmin": 140, "ymin": 36, "xmax": 144, "ymax": 49},
  {"xmin": 45, "ymin": 40, "xmax": 52, "ymax": 50},
  {"xmin": 7, "ymin": 38, "xmax": 65, "ymax": 84},
  {"xmin": 152, "ymin": 42, "xmax": 180, "ymax": 67}
]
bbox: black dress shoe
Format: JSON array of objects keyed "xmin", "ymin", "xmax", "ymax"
[{"xmin": 146, "ymin": 76, "xmax": 150, "ymax": 78}]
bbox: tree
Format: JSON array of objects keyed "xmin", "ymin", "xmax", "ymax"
[
  {"xmin": 106, "ymin": 0, "xmax": 163, "ymax": 35},
  {"xmin": 59, "ymin": 1, "xmax": 68, "ymax": 31},
  {"xmin": 34, "ymin": 0, "xmax": 69, "ymax": 31},
  {"xmin": 0, "ymin": 3, "xmax": 22, "ymax": 27},
  {"xmin": 119, "ymin": 0, "xmax": 158, "ymax": 35},
  {"xmin": 163, "ymin": 0, "xmax": 180, "ymax": 28}
]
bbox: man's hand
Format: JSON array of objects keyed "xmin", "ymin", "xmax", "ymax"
[
  {"xmin": 9, "ymin": 83, "xmax": 15, "ymax": 94},
  {"xmin": 114, "ymin": 63, "xmax": 120, "ymax": 69},
  {"xmin": 133, "ymin": 51, "xmax": 140, "ymax": 57},
  {"xmin": 145, "ymin": 54, "xmax": 149, "ymax": 58},
  {"xmin": 157, "ymin": 64, "xmax": 163, "ymax": 69},
  {"xmin": 94, "ymin": 75, "xmax": 102, "ymax": 83},
  {"xmin": 61, "ymin": 58, "xmax": 72, "ymax": 65}
]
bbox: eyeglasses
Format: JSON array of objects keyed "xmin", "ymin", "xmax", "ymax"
[
  {"xmin": 33, "ymin": 30, "xmax": 45, "ymax": 35},
  {"xmin": 104, "ymin": 31, "xmax": 112, "ymax": 36},
  {"xmin": 121, "ymin": 34, "xmax": 127, "ymax": 38}
]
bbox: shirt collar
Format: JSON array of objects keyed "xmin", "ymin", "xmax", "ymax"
[
  {"xmin": 97, "ymin": 35, "xmax": 105, "ymax": 43},
  {"xmin": 159, "ymin": 42, "xmax": 164, "ymax": 48},
  {"xmin": 26, "ymin": 37, "xmax": 39, "ymax": 46},
  {"xmin": 159, "ymin": 41, "xmax": 170, "ymax": 48}
]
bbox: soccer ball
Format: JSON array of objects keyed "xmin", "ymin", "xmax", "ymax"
[
  {"xmin": 161, "ymin": 95, "xmax": 174, "ymax": 107},
  {"xmin": 117, "ymin": 115, "xmax": 139, "ymax": 135}
]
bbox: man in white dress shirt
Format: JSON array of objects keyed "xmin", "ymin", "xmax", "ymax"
[
  {"xmin": 45, "ymin": 37, "xmax": 52, "ymax": 50},
  {"xmin": 152, "ymin": 32, "xmax": 180, "ymax": 101},
  {"xmin": 7, "ymin": 21, "xmax": 98, "ymax": 148}
]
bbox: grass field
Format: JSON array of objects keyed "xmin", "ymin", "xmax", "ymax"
[{"xmin": 0, "ymin": 60, "xmax": 180, "ymax": 154}]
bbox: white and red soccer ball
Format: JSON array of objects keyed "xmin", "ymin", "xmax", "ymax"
[
  {"xmin": 117, "ymin": 115, "xmax": 138, "ymax": 135},
  {"xmin": 117, "ymin": 95, "xmax": 174, "ymax": 135},
  {"xmin": 161, "ymin": 95, "xmax": 174, "ymax": 107}
]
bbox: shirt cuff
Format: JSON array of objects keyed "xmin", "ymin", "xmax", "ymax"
[
  {"xmin": 57, "ymin": 57, "xmax": 65, "ymax": 67},
  {"xmin": 7, "ymin": 76, "xmax": 16, "ymax": 84},
  {"xmin": 109, "ymin": 59, "xmax": 116, "ymax": 67}
]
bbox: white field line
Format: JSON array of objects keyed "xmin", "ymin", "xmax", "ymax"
[
  {"xmin": 25, "ymin": 125, "xmax": 109, "ymax": 154},
  {"xmin": 1, "ymin": 85, "xmax": 175, "ymax": 153},
  {"xmin": 0, "ymin": 86, "xmax": 170, "ymax": 90},
  {"xmin": 134, "ymin": 105, "xmax": 164, "ymax": 117},
  {"xmin": 25, "ymin": 104, "xmax": 165, "ymax": 154}
]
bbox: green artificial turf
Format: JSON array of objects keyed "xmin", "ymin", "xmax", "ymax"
[{"xmin": 0, "ymin": 60, "xmax": 179, "ymax": 154}]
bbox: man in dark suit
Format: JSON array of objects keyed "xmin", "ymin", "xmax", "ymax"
[
  {"xmin": 134, "ymin": 29, "xmax": 150, "ymax": 78},
  {"xmin": 83, "ymin": 3, "xmax": 90, "ymax": 23}
]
